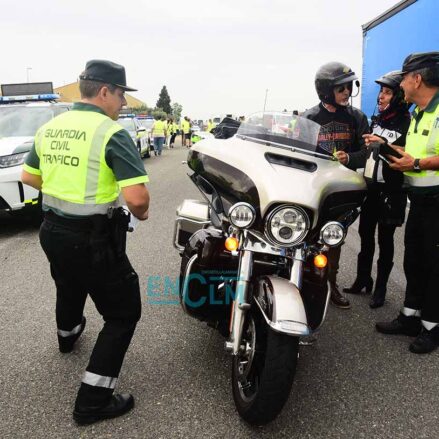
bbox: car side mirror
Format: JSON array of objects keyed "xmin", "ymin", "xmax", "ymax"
[{"xmin": 137, "ymin": 127, "xmax": 146, "ymax": 133}]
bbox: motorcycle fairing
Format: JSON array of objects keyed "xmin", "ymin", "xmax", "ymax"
[
  {"xmin": 188, "ymin": 149, "xmax": 261, "ymax": 220},
  {"xmin": 189, "ymin": 137, "xmax": 366, "ymax": 228}
]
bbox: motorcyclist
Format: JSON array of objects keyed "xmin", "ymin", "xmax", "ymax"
[
  {"xmin": 344, "ymin": 71, "xmax": 411, "ymax": 308},
  {"xmin": 303, "ymin": 61, "xmax": 369, "ymax": 308}
]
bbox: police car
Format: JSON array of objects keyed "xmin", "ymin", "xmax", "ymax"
[
  {"xmin": 0, "ymin": 83, "xmax": 71, "ymax": 214},
  {"xmin": 136, "ymin": 115, "xmax": 154, "ymax": 152},
  {"xmin": 117, "ymin": 114, "xmax": 150, "ymax": 158}
]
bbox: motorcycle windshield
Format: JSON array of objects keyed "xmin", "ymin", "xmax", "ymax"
[{"xmin": 237, "ymin": 112, "xmax": 331, "ymax": 159}]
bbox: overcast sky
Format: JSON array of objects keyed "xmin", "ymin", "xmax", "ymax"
[{"xmin": 1, "ymin": 0, "xmax": 400, "ymax": 118}]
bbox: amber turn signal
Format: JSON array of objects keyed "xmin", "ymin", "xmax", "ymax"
[
  {"xmin": 225, "ymin": 237, "xmax": 239, "ymax": 252},
  {"xmin": 314, "ymin": 254, "xmax": 327, "ymax": 268}
]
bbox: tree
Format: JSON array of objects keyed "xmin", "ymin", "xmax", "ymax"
[
  {"xmin": 156, "ymin": 86, "xmax": 172, "ymax": 115},
  {"xmin": 133, "ymin": 104, "xmax": 152, "ymax": 115},
  {"xmin": 171, "ymin": 102, "xmax": 183, "ymax": 121},
  {"xmin": 152, "ymin": 109, "xmax": 167, "ymax": 120}
]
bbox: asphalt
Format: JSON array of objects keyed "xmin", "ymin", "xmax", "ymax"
[{"xmin": 0, "ymin": 139, "xmax": 438, "ymax": 439}]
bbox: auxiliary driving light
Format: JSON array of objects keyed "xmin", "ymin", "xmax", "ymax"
[
  {"xmin": 228, "ymin": 202, "xmax": 256, "ymax": 229},
  {"xmin": 320, "ymin": 222, "xmax": 345, "ymax": 247}
]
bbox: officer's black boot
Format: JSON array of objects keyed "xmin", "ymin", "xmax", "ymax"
[
  {"xmin": 369, "ymin": 262, "xmax": 393, "ymax": 309},
  {"xmin": 376, "ymin": 312, "xmax": 421, "ymax": 336},
  {"xmin": 409, "ymin": 326, "xmax": 439, "ymax": 354},
  {"xmin": 73, "ymin": 393, "xmax": 134, "ymax": 425},
  {"xmin": 343, "ymin": 254, "xmax": 373, "ymax": 295}
]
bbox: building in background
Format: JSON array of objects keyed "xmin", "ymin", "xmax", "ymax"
[
  {"xmin": 361, "ymin": 0, "xmax": 439, "ymax": 118},
  {"xmin": 54, "ymin": 81, "xmax": 146, "ymax": 109}
]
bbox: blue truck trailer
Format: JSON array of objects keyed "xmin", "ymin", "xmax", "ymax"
[{"xmin": 361, "ymin": 0, "xmax": 439, "ymax": 118}]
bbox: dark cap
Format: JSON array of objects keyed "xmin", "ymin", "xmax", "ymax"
[
  {"xmin": 79, "ymin": 59, "xmax": 137, "ymax": 92},
  {"xmin": 397, "ymin": 51, "xmax": 439, "ymax": 74}
]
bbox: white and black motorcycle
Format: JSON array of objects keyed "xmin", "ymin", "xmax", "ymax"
[{"xmin": 173, "ymin": 112, "xmax": 366, "ymax": 425}]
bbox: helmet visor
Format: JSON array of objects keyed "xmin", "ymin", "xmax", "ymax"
[{"xmin": 332, "ymin": 71, "xmax": 358, "ymax": 86}]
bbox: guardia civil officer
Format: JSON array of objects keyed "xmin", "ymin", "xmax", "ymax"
[
  {"xmin": 303, "ymin": 61, "xmax": 369, "ymax": 309},
  {"xmin": 344, "ymin": 71, "xmax": 410, "ymax": 308},
  {"xmin": 364, "ymin": 52, "xmax": 439, "ymax": 354},
  {"xmin": 21, "ymin": 60, "xmax": 150, "ymax": 422}
]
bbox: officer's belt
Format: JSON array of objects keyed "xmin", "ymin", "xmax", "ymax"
[{"xmin": 44, "ymin": 210, "xmax": 107, "ymax": 231}]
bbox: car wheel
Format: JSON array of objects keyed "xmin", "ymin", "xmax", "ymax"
[{"xmin": 137, "ymin": 142, "xmax": 143, "ymax": 158}]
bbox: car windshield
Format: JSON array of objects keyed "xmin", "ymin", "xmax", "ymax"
[
  {"xmin": 117, "ymin": 118, "xmax": 136, "ymax": 134},
  {"xmin": 0, "ymin": 106, "xmax": 65, "ymax": 137},
  {"xmin": 236, "ymin": 111, "xmax": 329, "ymax": 159},
  {"xmin": 139, "ymin": 119, "xmax": 154, "ymax": 129}
]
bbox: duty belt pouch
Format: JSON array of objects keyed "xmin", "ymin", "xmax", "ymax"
[
  {"xmin": 89, "ymin": 215, "xmax": 114, "ymax": 270},
  {"xmin": 107, "ymin": 207, "xmax": 130, "ymax": 259}
]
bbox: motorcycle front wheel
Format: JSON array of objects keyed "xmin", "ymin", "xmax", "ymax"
[{"xmin": 231, "ymin": 314, "xmax": 299, "ymax": 425}]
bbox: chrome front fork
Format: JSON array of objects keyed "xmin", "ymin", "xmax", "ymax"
[
  {"xmin": 225, "ymin": 249, "xmax": 253, "ymax": 355},
  {"xmin": 290, "ymin": 247, "xmax": 305, "ymax": 290}
]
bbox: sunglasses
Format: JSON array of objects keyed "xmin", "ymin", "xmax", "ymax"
[{"xmin": 335, "ymin": 84, "xmax": 352, "ymax": 93}]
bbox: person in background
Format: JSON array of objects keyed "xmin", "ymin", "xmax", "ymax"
[
  {"xmin": 169, "ymin": 118, "xmax": 179, "ymax": 148},
  {"xmin": 303, "ymin": 61, "xmax": 369, "ymax": 309},
  {"xmin": 207, "ymin": 119, "xmax": 215, "ymax": 133},
  {"xmin": 181, "ymin": 116, "xmax": 191, "ymax": 148},
  {"xmin": 165, "ymin": 117, "xmax": 173, "ymax": 148},
  {"xmin": 288, "ymin": 110, "xmax": 300, "ymax": 134},
  {"xmin": 344, "ymin": 71, "xmax": 410, "ymax": 308},
  {"xmin": 151, "ymin": 115, "xmax": 167, "ymax": 156}
]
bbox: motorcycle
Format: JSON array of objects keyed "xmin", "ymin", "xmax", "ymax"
[{"xmin": 173, "ymin": 112, "xmax": 367, "ymax": 425}]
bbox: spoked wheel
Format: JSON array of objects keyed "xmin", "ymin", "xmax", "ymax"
[{"xmin": 232, "ymin": 313, "xmax": 299, "ymax": 425}]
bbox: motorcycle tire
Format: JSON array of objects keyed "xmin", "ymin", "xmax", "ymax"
[{"xmin": 232, "ymin": 315, "xmax": 299, "ymax": 425}]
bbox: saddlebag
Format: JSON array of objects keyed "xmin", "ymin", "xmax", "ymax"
[
  {"xmin": 180, "ymin": 228, "xmax": 238, "ymax": 322},
  {"xmin": 174, "ymin": 199, "xmax": 211, "ymax": 252}
]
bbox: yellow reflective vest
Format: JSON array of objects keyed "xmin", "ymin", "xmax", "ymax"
[
  {"xmin": 32, "ymin": 110, "xmax": 124, "ymax": 216},
  {"xmin": 181, "ymin": 120, "xmax": 190, "ymax": 134},
  {"xmin": 152, "ymin": 120, "xmax": 166, "ymax": 137},
  {"xmin": 404, "ymin": 92, "xmax": 439, "ymax": 188}
]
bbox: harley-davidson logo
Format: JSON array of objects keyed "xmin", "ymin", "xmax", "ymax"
[{"xmin": 317, "ymin": 121, "xmax": 352, "ymax": 154}]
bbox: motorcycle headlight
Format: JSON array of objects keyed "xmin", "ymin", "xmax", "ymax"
[
  {"xmin": 228, "ymin": 202, "xmax": 256, "ymax": 228},
  {"xmin": 320, "ymin": 222, "xmax": 345, "ymax": 247},
  {"xmin": 0, "ymin": 152, "xmax": 28, "ymax": 168},
  {"xmin": 265, "ymin": 205, "xmax": 309, "ymax": 247}
]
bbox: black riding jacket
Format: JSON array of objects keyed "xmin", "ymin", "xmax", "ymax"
[{"xmin": 303, "ymin": 103, "xmax": 370, "ymax": 170}]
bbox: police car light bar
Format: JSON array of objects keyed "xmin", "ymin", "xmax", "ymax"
[
  {"xmin": 0, "ymin": 93, "xmax": 60, "ymax": 103},
  {"xmin": 119, "ymin": 113, "xmax": 136, "ymax": 118}
]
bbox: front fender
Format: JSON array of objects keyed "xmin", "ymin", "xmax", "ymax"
[{"xmin": 253, "ymin": 275, "xmax": 309, "ymax": 336}]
